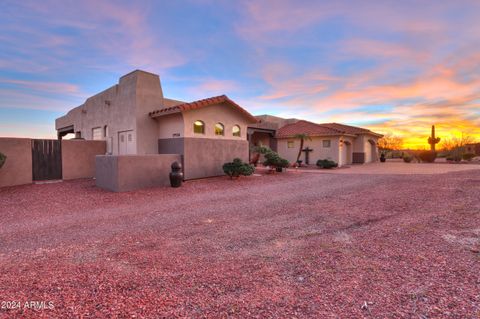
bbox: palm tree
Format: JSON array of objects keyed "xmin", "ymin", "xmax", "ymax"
[{"xmin": 294, "ymin": 133, "xmax": 311, "ymax": 164}]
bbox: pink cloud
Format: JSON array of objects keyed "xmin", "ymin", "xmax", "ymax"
[
  {"xmin": 5, "ymin": 0, "xmax": 187, "ymax": 74},
  {"xmin": 0, "ymin": 79, "xmax": 81, "ymax": 95}
]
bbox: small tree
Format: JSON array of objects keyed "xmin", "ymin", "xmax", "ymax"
[
  {"xmin": 223, "ymin": 158, "xmax": 254, "ymax": 179},
  {"xmin": 294, "ymin": 133, "xmax": 311, "ymax": 163},
  {"xmin": 378, "ymin": 134, "xmax": 404, "ymax": 151},
  {"xmin": 0, "ymin": 152, "xmax": 6, "ymax": 169},
  {"xmin": 440, "ymin": 133, "xmax": 475, "ymax": 151},
  {"xmin": 440, "ymin": 133, "xmax": 475, "ymax": 161},
  {"xmin": 263, "ymin": 150, "xmax": 289, "ymax": 169},
  {"xmin": 250, "ymin": 144, "xmax": 272, "ymax": 166}
]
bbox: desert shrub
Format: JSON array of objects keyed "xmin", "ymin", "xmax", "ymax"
[
  {"xmin": 316, "ymin": 159, "xmax": 338, "ymax": 169},
  {"xmin": 462, "ymin": 153, "xmax": 476, "ymax": 161},
  {"xmin": 446, "ymin": 155, "xmax": 461, "ymax": 162},
  {"xmin": 0, "ymin": 152, "xmax": 6, "ymax": 169},
  {"xmin": 223, "ymin": 158, "xmax": 254, "ymax": 179},
  {"xmin": 418, "ymin": 151, "xmax": 437, "ymax": 163},
  {"xmin": 251, "ymin": 145, "xmax": 271, "ymax": 155},
  {"xmin": 263, "ymin": 151, "xmax": 289, "ymax": 168},
  {"xmin": 403, "ymin": 155, "xmax": 413, "ymax": 163}
]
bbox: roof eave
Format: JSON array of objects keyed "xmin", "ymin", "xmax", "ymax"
[{"xmin": 149, "ymin": 109, "xmax": 181, "ymax": 118}]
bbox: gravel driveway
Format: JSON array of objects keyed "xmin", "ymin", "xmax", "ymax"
[{"xmin": 1, "ymin": 169, "xmax": 479, "ymax": 318}]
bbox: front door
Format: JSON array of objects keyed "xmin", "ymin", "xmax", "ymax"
[{"xmin": 118, "ymin": 130, "xmax": 135, "ymax": 155}]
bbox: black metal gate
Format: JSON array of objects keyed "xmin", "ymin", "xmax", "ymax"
[{"xmin": 31, "ymin": 139, "xmax": 62, "ymax": 181}]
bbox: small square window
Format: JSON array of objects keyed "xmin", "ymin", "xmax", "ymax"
[
  {"xmin": 92, "ymin": 127, "xmax": 102, "ymax": 140},
  {"xmin": 322, "ymin": 140, "xmax": 331, "ymax": 148},
  {"xmin": 287, "ymin": 141, "xmax": 294, "ymax": 148}
]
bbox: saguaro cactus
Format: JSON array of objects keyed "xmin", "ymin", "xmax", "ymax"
[{"xmin": 427, "ymin": 125, "xmax": 441, "ymax": 152}]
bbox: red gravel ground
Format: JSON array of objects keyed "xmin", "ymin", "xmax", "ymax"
[{"xmin": 1, "ymin": 169, "xmax": 480, "ymax": 318}]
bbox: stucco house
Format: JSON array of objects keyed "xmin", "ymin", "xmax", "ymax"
[
  {"xmin": 56, "ymin": 69, "xmax": 382, "ymax": 185},
  {"xmin": 248, "ymin": 115, "xmax": 383, "ymax": 167},
  {"xmin": 56, "ymin": 70, "xmax": 257, "ymax": 180}
]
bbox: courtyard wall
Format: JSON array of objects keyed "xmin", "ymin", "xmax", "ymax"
[
  {"xmin": 95, "ymin": 154, "xmax": 181, "ymax": 192},
  {"xmin": 62, "ymin": 140, "xmax": 106, "ymax": 180},
  {"xmin": 0, "ymin": 138, "xmax": 33, "ymax": 187},
  {"xmin": 0, "ymin": 138, "xmax": 106, "ymax": 188}
]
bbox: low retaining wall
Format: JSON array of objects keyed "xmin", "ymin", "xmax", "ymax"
[
  {"xmin": 62, "ymin": 140, "xmax": 106, "ymax": 180},
  {"xmin": 158, "ymin": 137, "xmax": 249, "ymax": 180},
  {"xmin": 184, "ymin": 138, "xmax": 249, "ymax": 180},
  {"xmin": 0, "ymin": 138, "xmax": 32, "ymax": 188},
  {"xmin": 96, "ymin": 154, "xmax": 181, "ymax": 192}
]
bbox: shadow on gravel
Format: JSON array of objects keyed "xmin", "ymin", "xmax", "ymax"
[{"xmin": 339, "ymin": 213, "xmax": 399, "ymax": 231}]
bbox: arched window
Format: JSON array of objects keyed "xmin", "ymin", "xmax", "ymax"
[
  {"xmin": 215, "ymin": 123, "xmax": 224, "ymax": 136},
  {"xmin": 193, "ymin": 120, "xmax": 205, "ymax": 134},
  {"xmin": 232, "ymin": 125, "xmax": 241, "ymax": 137}
]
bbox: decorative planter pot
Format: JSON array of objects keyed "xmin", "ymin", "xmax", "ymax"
[
  {"xmin": 169, "ymin": 161, "xmax": 183, "ymax": 187},
  {"xmin": 0, "ymin": 152, "xmax": 6, "ymax": 169}
]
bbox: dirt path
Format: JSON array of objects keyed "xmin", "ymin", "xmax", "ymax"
[{"xmin": 1, "ymin": 170, "xmax": 479, "ymax": 318}]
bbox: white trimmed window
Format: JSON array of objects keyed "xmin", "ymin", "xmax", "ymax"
[
  {"xmin": 92, "ymin": 127, "xmax": 102, "ymax": 140},
  {"xmin": 287, "ymin": 141, "xmax": 294, "ymax": 148},
  {"xmin": 322, "ymin": 140, "xmax": 331, "ymax": 148}
]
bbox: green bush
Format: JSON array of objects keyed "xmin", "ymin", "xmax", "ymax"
[
  {"xmin": 263, "ymin": 150, "xmax": 289, "ymax": 168},
  {"xmin": 223, "ymin": 158, "xmax": 254, "ymax": 179},
  {"xmin": 251, "ymin": 145, "xmax": 271, "ymax": 155},
  {"xmin": 462, "ymin": 153, "xmax": 476, "ymax": 161},
  {"xmin": 418, "ymin": 151, "xmax": 437, "ymax": 163},
  {"xmin": 316, "ymin": 159, "xmax": 338, "ymax": 169},
  {"xmin": 446, "ymin": 155, "xmax": 461, "ymax": 162},
  {"xmin": 403, "ymin": 155, "xmax": 413, "ymax": 163},
  {"xmin": 0, "ymin": 152, "xmax": 6, "ymax": 169}
]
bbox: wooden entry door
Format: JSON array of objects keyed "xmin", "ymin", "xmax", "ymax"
[{"xmin": 31, "ymin": 139, "xmax": 62, "ymax": 181}]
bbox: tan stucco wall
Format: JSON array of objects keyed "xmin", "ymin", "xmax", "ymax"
[
  {"xmin": 157, "ymin": 113, "xmax": 184, "ymax": 139},
  {"xmin": 134, "ymin": 71, "xmax": 165, "ymax": 154},
  {"xmin": 339, "ymin": 136, "xmax": 355, "ymax": 166},
  {"xmin": 62, "ymin": 140, "xmax": 106, "ymax": 180},
  {"xmin": 0, "ymin": 138, "xmax": 32, "ymax": 187},
  {"xmin": 361, "ymin": 134, "xmax": 380, "ymax": 163},
  {"xmin": 95, "ymin": 154, "xmax": 181, "ymax": 192},
  {"xmin": 55, "ymin": 70, "xmax": 164, "ymax": 155},
  {"xmin": 183, "ymin": 138, "xmax": 249, "ymax": 180},
  {"xmin": 277, "ymin": 136, "xmax": 341, "ymax": 166},
  {"xmin": 182, "ymin": 103, "xmax": 251, "ymax": 140}
]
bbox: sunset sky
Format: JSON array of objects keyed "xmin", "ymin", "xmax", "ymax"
[{"xmin": 1, "ymin": 0, "xmax": 479, "ymax": 148}]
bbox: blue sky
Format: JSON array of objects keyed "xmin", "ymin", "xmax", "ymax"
[{"xmin": 1, "ymin": 0, "xmax": 479, "ymax": 147}]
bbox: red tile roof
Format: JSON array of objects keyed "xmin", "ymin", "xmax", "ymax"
[
  {"xmin": 276, "ymin": 120, "xmax": 342, "ymax": 138},
  {"xmin": 320, "ymin": 123, "xmax": 382, "ymax": 136},
  {"xmin": 149, "ymin": 95, "xmax": 257, "ymax": 123},
  {"xmin": 275, "ymin": 120, "xmax": 382, "ymax": 138}
]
